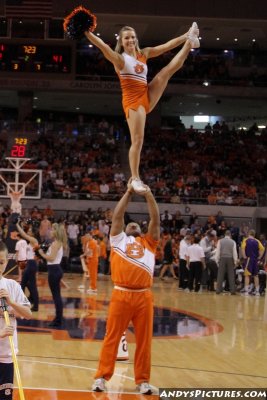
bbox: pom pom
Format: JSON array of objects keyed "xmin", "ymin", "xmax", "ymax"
[{"xmin": 63, "ymin": 5, "xmax": 97, "ymax": 40}]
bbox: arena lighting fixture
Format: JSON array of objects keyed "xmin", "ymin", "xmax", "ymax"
[
  {"xmin": 258, "ymin": 125, "xmax": 266, "ymax": 129},
  {"xmin": 194, "ymin": 115, "xmax": 209, "ymax": 123},
  {"xmin": 202, "ymin": 81, "xmax": 210, "ymax": 86},
  {"xmin": 88, "ymin": 44, "xmax": 93, "ymax": 47},
  {"xmin": 216, "ymin": 37, "xmax": 220, "ymax": 40},
  {"xmin": 224, "ymin": 50, "xmax": 229, "ymax": 53},
  {"xmin": 238, "ymin": 127, "xmax": 247, "ymax": 130},
  {"xmin": 96, "ymin": 33, "xmax": 100, "ymax": 36},
  {"xmin": 252, "ymin": 38, "xmax": 256, "ymax": 42},
  {"xmin": 234, "ymin": 38, "xmax": 238, "ymax": 42}
]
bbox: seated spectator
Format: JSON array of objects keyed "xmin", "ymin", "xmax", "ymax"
[{"xmin": 207, "ymin": 190, "xmax": 217, "ymax": 205}]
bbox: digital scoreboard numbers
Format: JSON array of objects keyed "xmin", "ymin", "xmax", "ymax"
[
  {"xmin": 7, "ymin": 136, "xmax": 30, "ymax": 158},
  {"xmin": 0, "ymin": 43, "xmax": 72, "ymax": 73}
]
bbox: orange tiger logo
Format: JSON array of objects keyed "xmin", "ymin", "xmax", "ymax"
[
  {"xmin": 126, "ymin": 242, "xmax": 144, "ymax": 259},
  {"xmin": 134, "ymin": 63, "xmax": 144, "ymax": 74}
]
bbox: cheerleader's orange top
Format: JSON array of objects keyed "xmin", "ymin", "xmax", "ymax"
[{"xmin": 117, "ymin": 52, "xmax": 149, "ymax": 118}]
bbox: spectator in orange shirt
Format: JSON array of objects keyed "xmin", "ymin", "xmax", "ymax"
[{"xmin": 207, "ymin": 190, "xmax": 217, "ymax": 205}]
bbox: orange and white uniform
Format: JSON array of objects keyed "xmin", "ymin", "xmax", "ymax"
[
  {"xmin": 117, "ymin": 52, "xmax": 149, "ymax": 118},
  {"xmin": 94, "ymin": 231, "xmax": 158, "ymax": 384},
  {"xmin": 85, "ymin": 238, "xmax": 99, "ymax": 290}
]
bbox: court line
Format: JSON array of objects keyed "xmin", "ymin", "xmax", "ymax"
[
  {"xmin": 19, "ymin": 356, "xmax": 267, "ymax": 380},
  {"xmin": 20, "ymin": 358, "xmax": 134, "ymax": 380},
  {"xmin": 19, "ymin": 358, "xmax": 159, "ymax": 393},
  {"xmin": 14, "ymin": 386, "xmax": 157, "ymax": 395},
  {"xmin": 146, "ymin": 364, "xmax": 267, "ymax": 380}
]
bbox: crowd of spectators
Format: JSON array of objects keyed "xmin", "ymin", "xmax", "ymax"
[
  {"xmin": 2, "ymin": 200, "xmax": 265, "ymax": 296},
  {"xmin": 0, "ymin": 116, "xmax": 129, "ymax": 200},
  {"xmin": 76, "ymin": 44, "xmax": 267, "ymax": 87},
  {"xmin": 140, "ymin": 119, "xmax": 265, "ymax": 205},
  {"xmin": 0, "ymin": 199, "xmax": 252, "ymax": 261},
  {"xmin": 0, "ymin": 115, "xmax": 266, "ymax": 206}
]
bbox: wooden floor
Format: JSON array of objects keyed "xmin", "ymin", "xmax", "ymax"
[{"xmin": 9, "ymin": 272, "xmax": 267, "ymax": 399}]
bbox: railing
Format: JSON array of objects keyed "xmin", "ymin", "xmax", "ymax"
[
  {"xmin": 74, "ymin": 73, "xmax": 267, "ymax": 87},
  {"xmin": 34, "ymin": 190, "xmax": 258, "ymax": 207}
]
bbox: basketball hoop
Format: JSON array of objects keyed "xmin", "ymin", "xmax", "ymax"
[{"xmin": 0, "ymin": 157, "xmax": 42, "ymax": 200}]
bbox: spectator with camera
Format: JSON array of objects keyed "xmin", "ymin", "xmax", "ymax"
[
  {"xmin": 15, "ymin": 220, "xmax": 40, "ymax": 312},
  {"xmin": 15, "ymin": 233, "xmax": 27, "ymax": 283},
  {"xmin": 38, "ymin": 223, "xmax": 68, "ymax": 327}
]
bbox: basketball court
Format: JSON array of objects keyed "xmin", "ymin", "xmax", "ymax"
[{"xmin": 5, "ymin": 273, "xmax": 266, "ymax": 399}]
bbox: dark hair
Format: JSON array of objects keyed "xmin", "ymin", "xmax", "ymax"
[{"xmin": 194, "ymin": 235, "xmax": 201, "ymax": 244}]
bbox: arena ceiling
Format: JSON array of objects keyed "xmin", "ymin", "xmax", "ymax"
[{"xmin": 87, "ymin": 14, "xmax": 267, "ymax": 50}]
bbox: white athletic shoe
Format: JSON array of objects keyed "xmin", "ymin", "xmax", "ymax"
[
  {"xmin": 258, "ymin": 270, "xmax": 266, "ymax": 275},
  {"xmin": 190, "ymin": 22, "xmax": 199, "ymax": 36},
  {"xmin": 78, "ymin": 285, "xmax": 85, "ymax": 289},
  {"xmin": 137, "ymin": 382, "xmax": 153, "ymax": 395},
  {"xmin": 92, "ymin": 378, "xmax": 106, "ymax": 392},
  {"xmin": 188, "ymin": 21, "xmax": 200, "ymax": 48},
  {"xmin": 235, "ymin": 268, "xmax": 244, "ymax": 274},
  {"xmin": 131, "ymin": 178, "xmax": 148, "ymax": 193}
]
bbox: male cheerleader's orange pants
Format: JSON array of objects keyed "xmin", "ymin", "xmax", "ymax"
[
  {"xmin": 94, "ymin": 288, "xmax": 153, "ymax": 384},
  {"xmin": 86, "ymin": 259, "xmax": 98, "ymax": 290}
]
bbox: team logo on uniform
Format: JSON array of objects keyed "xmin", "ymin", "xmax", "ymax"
[
  {"xmin": 126, "ymin": 242, "xmax": 144, "ymax": 258},
  {"xmin": 134, "ymin": 63, "xmax": 144, "ymax": 74}
]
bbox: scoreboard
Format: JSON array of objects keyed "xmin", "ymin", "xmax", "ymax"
[
  {"xmin": 0, "ymin": 41, "xmax": 73, "ymax": 74},
  {"xmin": 7, "ymin": 135, "xmax": 31, "ymax": 159}
]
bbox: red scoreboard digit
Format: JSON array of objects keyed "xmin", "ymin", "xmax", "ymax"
[{"xmin": 8, "ymin": 136, "xmax": 30, "ymax": 158}]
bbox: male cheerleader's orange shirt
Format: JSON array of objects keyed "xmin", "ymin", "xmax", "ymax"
[
  {"xmin": 117, "ymin": 52, "xmax": 149, "ymax": 118},
  {"xmin": 110, "ymin": 231, "xmax": 159, "ymax": 289}
]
